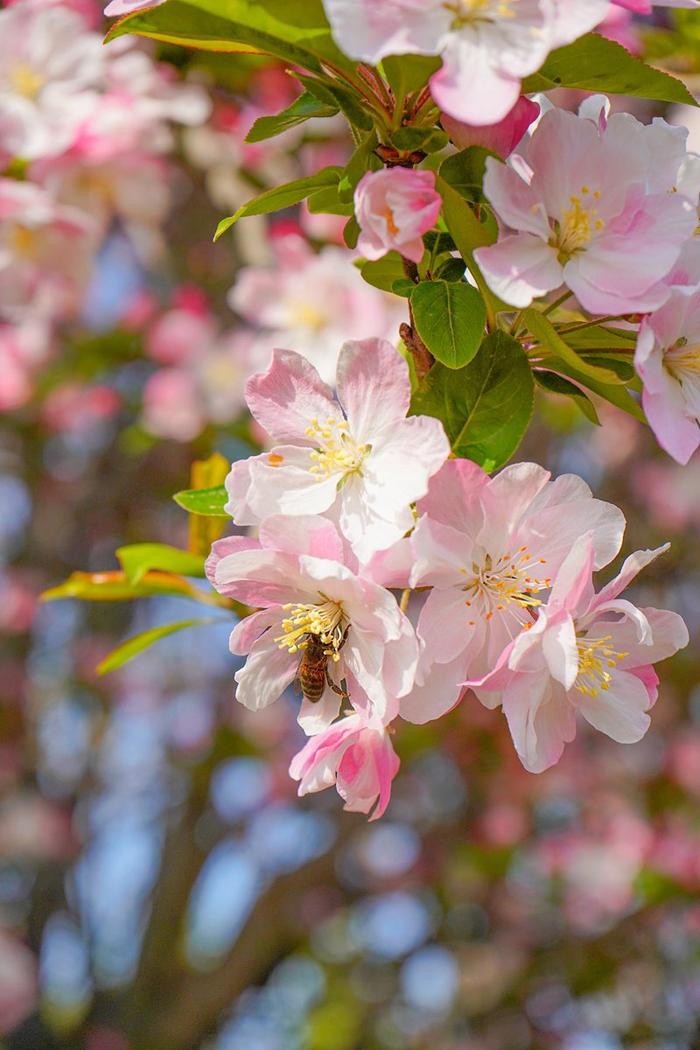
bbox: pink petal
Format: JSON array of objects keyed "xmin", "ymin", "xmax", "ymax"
[
  {"xmin": 336, "ymin": 339, "xmax": 410, "ymax": 442},
  {"xmin": 245, "ymin": 348, "xmax": 338, "ymax": 443}
]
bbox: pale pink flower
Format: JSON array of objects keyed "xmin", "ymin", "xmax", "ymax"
[
  {"xmin": 105, "ymin": 0, "xmax": 165, "ymax": 14},
  {"xmin": 290, "ymin": 703, "xmax": 400, "ymax": 820},
  {"xmin": 143, "ymin": 368, "xmax": 205, "ymax": 442},
  {"xmin": 400, "ymin": 459, "xmax": 626, "ymax": 725},
  {"xmin": 469, "ymin": 538, "xmax": 689, "ymax": 773},
  {"xmin": 0, "ymin": 179, "xmax": 96, "ymax": 323},
  {"xmin": 322, "ymin": 0, "xmax": 607, "ymax": 125},
  {"xmin": 0, "ymin": 2, "xmax": 104, "ymax": 161},
  {"xmin": 441, "ymin": 96, "xmax": 540, "ymax": 159},
  {"xmin": 226, "ymin": 339, "xmax": 449, "ymax": 561},
  {"xmin": 635, "ymin": 287, "xmax": 700, "ymax": 464},
  {"xmin": 474, "ymin": 103, "xmax": 700, "ymax": 314},
  {"xmin": 146, "ymin": 302, "xmax": 217, "ymax": 365},
  {"xmin": 229, "ymin": 234, "xmax": 404, "ymax": 384},
  {"xmin": 354, "ymin": 168, "xmax": 442, "ymax": 265},
  {"xmin": 206, "ymin": 516, "xmax": 418, "ymax": 734},
  {"xmin": 0, "ymin": 320, "xmax": 49, "ymax": 410}
]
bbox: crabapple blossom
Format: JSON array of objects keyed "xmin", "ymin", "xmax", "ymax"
[
  {"xmin": 354, "ymin": 169, "xmax": 442, "ymax": 265},
  {"xmin": 441, "ymin": 96, "xmax": 540, "ymax": 158},
  {"xmin": 321, "ymin": 0, "xmax": 607, "ymax": 126},
  {"xmin": 0, "ymin": 2, "xmax": 104, "ymax": 161},
  {"xmin": 226, "ymin": 339, "xmax": 450, "ymax": 561},
  {"xmin": 229, "ymin": 233, "xmax": 404, "ymax": 384},
  {"xmin": 0, "ymin": 179, "xmax": 96, "ymax": 323},
  {"xmin": 468, "ymin": 538, "xmax": 689, "ymax": 773},
  {"xmin": 205, "ymin": 516, "xmax": 418, "ymax": 735},
  {"xmin": 400, "ymin": 459, "xmax": 626, "ymax": 725},
  {"xmin": 474, "ymin": 102, "xmax": 700, "ymax": 314},
  {"xmin": 635, "ymin": 287, "xmax": 700, "ymax": 465},
  {"xmin": 611, "ymin": 0, "xmax": 699, "ymax": 9},
  {"xmin": 290, "ymin": 699, "xmax": 400, "ymax": 820}
]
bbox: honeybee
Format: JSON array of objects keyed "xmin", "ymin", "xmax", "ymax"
[{"xmin": 298, "ymin": 627, "xmax": 350, "ymax": 704}]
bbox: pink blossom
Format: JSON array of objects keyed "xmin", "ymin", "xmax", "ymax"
[
  {"xmin": 400, "ymin": 459, "xmax": 626, "ymax": 725},
  {"xmin": 143, "ymin": 368, "xmax": 205, "ymax": 442},
  {"xmin": 0, "ymin": 2, "xmax": 105, "ymax": 161},
  {"xmin": 105, "ymin": 0, "xmax": 165, "ymax": 14},
  {"xmin": 322, "ymin": 0, "xmax": 607, "ymax": 125},
  {"xmin": 0, "ymin": 178, "xmax": 96, "ymax": 323},
  {"xmin": 474, "ymin": 103, "xmax": 700, "ymax": 314},
  {"xmin": 354, "ymin": 168, "xmax": 442, "ymax": 265},
  {"xmin": 469, "ymin": 538, "xmax": 689, "ymax": 773},
  {"xmin": 290, "ymin": 703, "xmax": 400, "ymax": 820},
  {"xmin": 206, "ymin": 517, "xmax": 418, "ymax": 734},
  {"xmin": 441, "ymin": 96, "xmax": 540, "ymax": 159},
  {"xmin": 229, "ymin": 234, "xmax": 404, "ymax": 384},
  {"xmin": 635, "ymin": 287, "xmax": 700, "ymax": 465},
  {"xmin": 226, "ymin": 340, "xmax": 449, "ymax": 561}
]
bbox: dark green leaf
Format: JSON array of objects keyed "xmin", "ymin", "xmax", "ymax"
[
  {"xmin": 410, "ymin": 280, "xmax": 486, "ymax": 368},
  {"xmin": 411, "ymin": 331, "xmax": 534, "ymax": 471},
  {"xmin": 537, "ymin": 355, "xmax": 646, "ymax": 422},
  {"xmin": 245, "ymin": 90, "xmax": 337, "ymax": 143},
  {"xmin": 523, "ymin": 33, "xmax": 697, "ymax": 107},
  {"xmin": 297, "ymin": 74, "xmax": 374, "ymax": 131},
  {"xmin": 306, "ymin": 185, "xmax": 354, "ymax": 215},
  {"xmin": 174, "ymin": 485, "xmax": 229, "ymax": 516},
  {"xmin": 98, "ymin": 619, "xmax": 217, "ymax": 675},
  {"xmin": 435, "ymin": 257, "xmax": 467, "ymax": 282},
  {"xmin": 381, "ymin": 55, "xmax": 441, "ymax": 111},
  {"xmin": 439, "ymin": 147, "xmax": 493, "ymax": 202},
  {"xmin": 343, "ymin": 216, "xmax": 359, "ymax": 249},
  {"xmin": 214, "ymin": 166, "xmax": 342, "ymax": 239},
  {"xmin": 389, "ymin": 126, "xmax": 448, "ymax": 154},
  {"xmin": 116, "ymin": 544, "xmax": 206, "ymax": 585},
  {"xmin": 360, "ymin": 252, "xmax": 407, "ymax": 293},
  {"xmin": 391, "ymin": 278, "xmax": 415, "ymax": 298},
  {"xmin": 534, "ymin": 370, "xmax": 601, "ymax": 425},
  {"xmin": 338, "ymin": 129, "xmax": 381, "ymax": 201}
]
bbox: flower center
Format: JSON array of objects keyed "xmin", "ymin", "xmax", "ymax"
[
  {"xmin": 8, "ymin": 224, "xmax": 38, "ymax": 259},
  {"xmin": 275, "ymin": 597, "xmax": 347, "ymax": 661},
  {"xmin": 552, "ymin": 186, "xmax": 604, "ymax": 262},
  {"xmin": 9, "ymin": 63, "xmax": 44, "ymax": 100},
  {"xmin": 443, "ymin": 0, "xmax": 515, "ymax": 27},
  {"xmin": 461, "ymin": 546, "xmax": 551, "ymax": 625},
  {"xmin": 664, "ymin": 338, "xmax": 700, "ymax": 385},
  {"xmin": 574, "ymin": 634, "xmax": 629, "ymax": 697},
  {"xmin": 305, "ymin": 417, "xmax": 371, "ymax": 481},
  {"xmin": 289, "ymin": 302, "xmax": 328, "ymax": 331},
  {"xmin": 383, "ymin": 204, "xmax": 399, "ymax": 237}
]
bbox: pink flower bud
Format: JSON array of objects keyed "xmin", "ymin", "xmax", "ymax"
[
  {"xmin": 354, "ymin": 168, "xmax": 442, "ymax": 265},
  {"xmin": 441, "ymin": 96, "xmax": 540, "ymax": 158}
]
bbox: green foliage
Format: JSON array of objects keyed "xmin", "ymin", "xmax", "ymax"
[
  {"xmin": 524, "ymin": 310, "xmax": 627, "ymax": 386},
  {"xmin": 523, "ymin": 32, "xmax": 697, "ymax": 106},
  {"xmin": 411, "ymin": 331, "xmax": 534, "ymax": 472},
  {"xmin": 215, "ymin": 167, "xmax": 342, "ymax": 239},
  {"xmin": 359, "ymin": 252, "xmax": 407, "ymax": 294},
  {"xmin": 439, "ymin": 147, "xmax": 493, "ymax": 203},
  {"xmin": 534, "ymin": 370, "xmax": 600, "ymax": 425},
  {"xmin": 106, "ymin": 0, "xmax": 352, "ymax": 77},
  {"xmin": 116, "ymin": 544, "xmax": 206, "ymax": 584},
  {"xmin": 97, "ymin": 619, "xmax": 219, "ymax": 675},
  {"xmin": 173, "ymin": 484, "xmax": 229, "ymax": 517},
  {"xmin": 245, "ymin": 89, "xmax": 338, "ymax": 142},
  {"xmin": 41, "ymin": 570, "xmax": 226, "ymax": 607},
  {"xmin": 410, "ymin": 280, "xmax": 486, "ymax": 369}
]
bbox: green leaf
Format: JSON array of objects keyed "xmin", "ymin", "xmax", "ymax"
[
  {"xmin": 97, "ymin": 619, "xmax": 217, "ymax": 675},
  {"xmin": 343, "ymin": 216, "xmax": 359, "ymax": 249},
  {"xmin": 106, "ymin": 0, "xmax": 353, "ymax": 77},
  {"xmin": 435, "ymin": 257, "xmax": 467, "ymax": 282},
  {"xmin": 360, "ymin": 252, "xmax": 407, "ymax": 293},
  {"xmin": 439, "ymin": 147, "xmax": 493, "ymax": 202},
  {"xmin": 306, "ymin": 185, "xmax": 354, "ymax": 215},
  {"xmin": 382, "ymin": 55, "xmax": 441, "ymax": 112},
  {"xmin": 116, "ymin": 544, "xmax": 206, "ymax": 585},
  {"xmin": 389, "ymin": 126, "xmax": 448, "ymax": 154},
  {"xmin": 187, "ymin": 452, "xmax": 231, "ymax": 554},
  {"xmin": 214, "ymin": 166, "xmax": 342, "ymax": 239},
  {"xmin": 524, "ymin": 309, "xmax": 627, "ymax": 385},
  {"xmin": 410, "ymin": 280, "xmax": 486, "ymax": 368},
  {"xmin": 174, "ymin": 484, "xmax": 229, "ymax": 517},
  {"xmin": 297, "ymin": 74, "xmax": 374, "ymax": 132},
  {"xmin": 523, "ymin": 33, "xmax": 697, "ymax": 107},
  {"xmin": 338, "ymin": 129, "xmax": 380, "ymax": 201},
  {"xmin": 41, "ymin": 571, "xmax": 219, "ymax": 604},
  {"xmin": 245, "ymin": 90, "xmax": 338, "ymax": 143},
  {"xmin": 534, "ymin": 370, "xmax": 600, "ymax": 425},
  {"xmin": 537, "ymin": 355, "xmax": 646, "ymax": 422},
  {"xmin": 411, "ymin": 331, "xmax": 534, "ymax": 472}
]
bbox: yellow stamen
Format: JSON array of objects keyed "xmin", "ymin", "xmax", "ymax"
[
  {"xmin": 305, "ymin": 416, "xmax": 370, "ymax": 481},
  {"xmin": 575, "ymin": 634, "xmax": 629, "ymax": 698},
  {"xmin": 275, "ymin": 596, "xmax": 347, "ymax": 659},
  {"xmin": 10, "ymin": 64, "xmax": 44, "ymax": 100}
]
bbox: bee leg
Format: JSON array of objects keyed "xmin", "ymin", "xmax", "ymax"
[
  {"xmin": 325, "ymin": 665, "xmax": 349, "ymax": 701},
  {"xmin": 338, "ymin": 625, "xmax": 351, "ymax": 651}
]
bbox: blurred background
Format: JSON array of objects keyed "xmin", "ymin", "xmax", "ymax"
[{"xmin": 1, "ymin": 2, "xmax": 700, "ymax": 1048}]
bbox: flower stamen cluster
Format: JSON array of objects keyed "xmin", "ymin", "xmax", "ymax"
[
  {"xmin": 575, "ymin": 635, "xmax": 630, "ymax": 698},
  {"xmin": 305, "ymin": 417, "xmax": 370, "ymax": 481},
  {"xmin": 276, "ymin": 598, "xmax": 347, "ymax": 661}
]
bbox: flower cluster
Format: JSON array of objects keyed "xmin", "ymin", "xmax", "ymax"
[
  {"xmin": 0, "ymin": 0, "xmax": 209, "ymax": 409},
  {"xmin": 207, "ymin": 342, "xmax": 688, "ymax": 818}
]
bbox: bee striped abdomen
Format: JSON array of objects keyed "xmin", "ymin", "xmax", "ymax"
[{"xmin": 298, "ymin": 635, "xmax": 329, "ymax": 703}]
